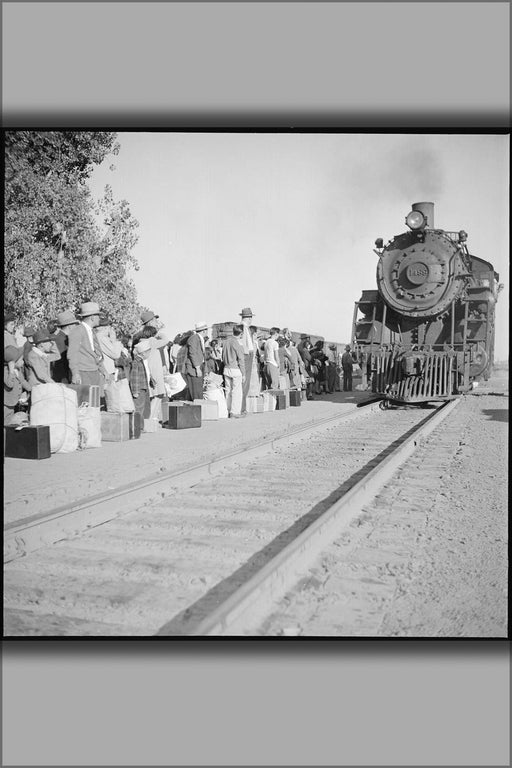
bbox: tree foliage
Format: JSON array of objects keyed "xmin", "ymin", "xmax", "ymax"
[{"xmin": 5, "ymin": 131, "xmax": 143, "ymax": 336}]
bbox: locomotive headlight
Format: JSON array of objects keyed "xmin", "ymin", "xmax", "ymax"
[{"xmin": 405, "ymin": 210, "xmax": 426, "ymax": 230}]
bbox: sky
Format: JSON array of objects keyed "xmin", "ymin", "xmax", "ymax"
[{"xmin": 88, "ymin": 133, "xmax": 509, "ymax": 360}]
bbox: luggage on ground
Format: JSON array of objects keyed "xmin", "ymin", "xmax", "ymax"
[
  {"xmin": 77, "ymin": 404, "xmax": 102, "ymax": 449},
  {"xmin": 164, "ymin": 403, "xmax": 202, "ymax": 430},
  {"xmin": 289, "ymin": 390, "xmax": 302, "ymax": 406},
  {"xmin": 30, "ymin": 382, "xmax": 79, "ymax": 453},
  {"xmin": 104, "ymin": 379, "xmax": 134, "ymax": 413},
  {"xmin": 4, "ymin": 424, "xmax": 51, "ymax": 460},
  {"xmin": 101, "ymin": 412, "xmax": 142, "ymax": 441},
  {"xmin": 193, "ymin": 399, "xmax": 219, "ymax": 420}
]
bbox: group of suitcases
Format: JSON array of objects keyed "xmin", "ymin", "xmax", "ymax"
[{"xmin": 4, "ymin": 384, "xmax": 305, "ymax": 460}]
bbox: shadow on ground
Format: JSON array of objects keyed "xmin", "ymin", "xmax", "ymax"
[{"xmin": 481, "ymin": 409, "xmax": 509, "ymax": 423}]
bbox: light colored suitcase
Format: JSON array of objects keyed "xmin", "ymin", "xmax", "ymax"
[
  {"xmin": 193, "ymin": 399, "xmax": 219, "ymax": 420},
  {"xmin": 262, "ymin": 391, "xmax": 276, "ymax": 411},
  {"xmin": 247, "ymin": 395, "xmax": 264, "ymax": 413}
]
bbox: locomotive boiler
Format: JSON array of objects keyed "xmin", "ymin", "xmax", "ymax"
[{"xmin": 352, "ymin": 202, "xmax": 502, "ymax": 405}]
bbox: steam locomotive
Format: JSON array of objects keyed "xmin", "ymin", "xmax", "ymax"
[{"xmin": 352, "ymin": 202, "xmax": 503, "ymax": 405}]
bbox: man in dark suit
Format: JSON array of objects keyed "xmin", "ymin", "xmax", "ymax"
[
  {"xmin": 341, "ymin": 345, "xmax": 354, "ymax": 392},
  {"xmin": 67, "ymin": 301, "xmax": 108, "ymax": 394},
  {"xmin": 184, "ymin": 321, "xmax": 208, "ymax": 400}
]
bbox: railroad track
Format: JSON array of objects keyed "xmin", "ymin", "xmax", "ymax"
[{"xmin": 3, "ymin": 399, "xmax": 458, "ymax": 636}]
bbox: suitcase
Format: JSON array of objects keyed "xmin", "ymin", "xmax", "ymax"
[
  {"xmin": 269, "ymin": 390, "xmax": 287, "ymax": 410},
  {"xmin": 193, "ymin": 399, "xmax": 219, "ymax": 420},
  {"xmin": 101, "ymin": 412, "xmax": 142, "ymax": 441},
  {"xmin": 66, "ymin": 383, "xmax": 100, "ymax": 407},
  {"xmin": 4, "ymin": 424, "xmax": 51, "ymax": 460},
  {"xmin": 164, "ymin": 403, "xmax": 202, "ymax": 430},
  {"xmin": 289, "ymin": 390, "xmax": 302, "ymax": 407}
]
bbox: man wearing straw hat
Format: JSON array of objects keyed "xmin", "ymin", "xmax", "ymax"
[
  {"xmin": 184, "ymin": 322, "xmax": 208, "ymax": 400},
  {"xmin": 67, "ymin": 301, "xmax": 108, "ymax": 393},
  {"xmin": 239, "ymin": 307, "xmax": 255, "ymax": 415}
]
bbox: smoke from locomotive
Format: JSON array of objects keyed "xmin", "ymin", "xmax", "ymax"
[{"xmin": 352, "ymin": 202, "xmax": 503, "ymax": 404}]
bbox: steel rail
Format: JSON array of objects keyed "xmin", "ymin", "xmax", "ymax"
[
  {"xmin": 171, "ymin": 398, "xmax": 460, "ymax": 636},
  {"xmin": 4, "ymin": 401, "xmax": 380, "ymax": 563}
]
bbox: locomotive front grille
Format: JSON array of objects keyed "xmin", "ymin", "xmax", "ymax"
[{"xmin": 372, "ymin": 351, "xmax": 453, "ymax": 402}]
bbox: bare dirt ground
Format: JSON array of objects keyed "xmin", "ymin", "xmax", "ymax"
[
  {"xmin": 4, "ymin": 390, "xmax": 369, "ymax": 527},
  {"xmin": 259, "ymin": 370, "xmax": 509, "ymax": 637}
]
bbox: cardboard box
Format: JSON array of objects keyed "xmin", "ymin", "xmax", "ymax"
[
  {"xmin": 164, "ymin": 403, "xmax": 202, "ymax": 430},
  {"xmin": 4, "ymin": 424, "xmax": 51, "ymax": 460}
]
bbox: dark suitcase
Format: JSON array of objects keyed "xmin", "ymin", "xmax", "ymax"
[
  {"xmin": 270, "ymin": 390, "xmax": 287, "ymax": 410},
  {"xmin": 289, "ymin": 390, "xmax": 302, "ymax": 407},
  {"xmin": 4, "ymin": 424, "xmax": 51, "ymax": 460},
  {"xmin": 66, "ymin": 383, "xmax": 100, "ymax": 407},
  {"xmin": 164, "ymin": 402, "xmax": 202, "ymax": 429}
]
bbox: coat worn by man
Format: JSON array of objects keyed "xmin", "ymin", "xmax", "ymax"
[
  {"xmin": 50, "ymin": 330, "xmax": 71, "ymax": 382},
  {"xmin": 129, "ymin": 355, "xmax": 151, "ymax": 420},
  {"xmin": 184, "ymin": 331, "xmax": 205, "ymax": 401},
  {"xmin": 67, "ymin": 323, "xmax": 107, "ymax": 394},
  {"xmin": 341, "ymin": 350, "xmax": 354, "ymax": 392},
  {"xmin": 96, "ymin": 327, "xmax": 124, "ymax": 378},
  {"xmin": 25, "ymin": 344, "xmax": 61, "ymax": 387}
]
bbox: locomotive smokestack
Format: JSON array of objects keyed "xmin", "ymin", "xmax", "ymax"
[{"xmin": 411, "ymin": 201, "xmax": 434, "ymax": 228}]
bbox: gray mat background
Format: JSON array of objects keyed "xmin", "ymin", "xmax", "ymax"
[{"xmin": 2, "ymin": 2, "xmax": 510, "ymax": 766}]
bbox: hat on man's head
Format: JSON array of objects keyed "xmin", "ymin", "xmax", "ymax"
[
  {"xmin": 141, "ymin": 310, "xmax": 159, "ymax": 325},
  {"xmin": 300, "ymin": 334, "xmax": 310, "ymax": 340},
  {"xmin": 345, "ymin": 345, "xmax": 351, "ymax": 351},
  {"xmin": 195, "ymin": 322, "xmax": 208, "ymax": 332},
  {"xmin": 239, "ymin": 307, "xmax": 254, "ymax": 318},
  {"xmin": 4, "ymin": 345, "xmax": 23, "ymax": 363},
  {"xmin": 329, "ymin": 344, "xmax": 337, "ymax": 350},
  {"xmin": 79, "ymin": 302, "xmax": 101, "ymax": 318},
  {"xmin": 4, "ymin": 311, "xmax": 16, "ymax": 324},
  {"xmin": 56, "ymin": 310, "xmax": 79, "ymax": 328},
  {"xmin": 23, "ymin": 325, "xmax": 36, "ymax": 338},
  {"xmin": 33, "ymin": 328, "xmax": 52, "ymax": 345}
]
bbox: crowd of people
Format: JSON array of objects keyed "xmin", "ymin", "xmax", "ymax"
[{"xmin": 4, "ymin": 303, "xmax": 356, "ymax": 426}]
